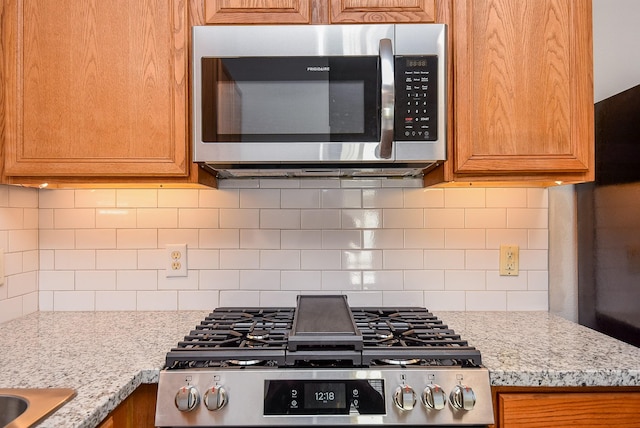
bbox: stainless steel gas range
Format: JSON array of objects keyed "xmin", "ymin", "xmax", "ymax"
[{"xmin": 155, "ymin": 295, "xmax": 494, "ymax": 427}]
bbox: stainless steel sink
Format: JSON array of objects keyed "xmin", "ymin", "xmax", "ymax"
[{"xmin": 0, "ymin": 388, "xmax": 75, "ymax": 428}]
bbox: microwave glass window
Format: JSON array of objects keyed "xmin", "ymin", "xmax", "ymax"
[
  {"xmin": 216, "ymin": 81, "xmax": 365, "ymax": 135},
  {"xmin": 201, "ymin": 57, "xmax": 379, "ymax": 143}
]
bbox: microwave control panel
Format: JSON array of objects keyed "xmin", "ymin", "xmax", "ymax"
[{"xmin": 395, "ymin": 55, "xmax": 438, "ymax": 141}]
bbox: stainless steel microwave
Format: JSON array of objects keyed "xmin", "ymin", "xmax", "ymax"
[{"xmin": 192, "ymin": 24, "xmax": 447, "ymax": 179}]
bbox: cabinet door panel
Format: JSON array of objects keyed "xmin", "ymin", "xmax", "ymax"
[
  {"xmin": 204, "ymin": 0, "xmax": 310, "ymax": 24},
  {"xmin": 4, "ymin": 0, "xmax": 188, "ymax": 177},
  {"xmin": 453, "ymin": 0, "xmax": 593, "ymax": 177},
  {"xmin": 498, "ymin": 392, "xmax": 640, "ymax": 427},
  {"xmin": 330, "ymin": 0, "xmax": 435, "ymax": 23}
]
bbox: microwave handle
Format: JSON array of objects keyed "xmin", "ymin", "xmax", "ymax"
[{"xmin": 378, "ymin": 38, "xmax": 394, "ymax": 159}]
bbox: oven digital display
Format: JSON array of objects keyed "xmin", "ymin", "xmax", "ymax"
[
  {"xmin": 263, "ymin": 379, "xmax": 385, "ymax": 415},
  {"xmin": 304, "ymin": 382, "xmax": 346, "ymax": 409}
]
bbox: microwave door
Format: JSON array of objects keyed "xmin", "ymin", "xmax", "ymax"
[{"xmin": 198, "ymin": 56, "xmax": 384, "ymax": 163}]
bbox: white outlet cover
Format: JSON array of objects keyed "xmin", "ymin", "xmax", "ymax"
[{"xmin": 166, "ymin": 244, "xmax": 187, "ymax": 277}]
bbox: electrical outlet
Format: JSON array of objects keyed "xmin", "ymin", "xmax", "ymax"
[
  {"xmin": 499, "ymin": 244, "xmax": 519, "ymax": 276},
  {"xmin": 166, "ymin": 244, "xmax": 187, "ymax": 277}
]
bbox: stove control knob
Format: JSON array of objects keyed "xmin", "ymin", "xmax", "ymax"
[
  {"xmin": 422, "ymin": 384, "xmax": 447, "ymax": 410},
  {"xmin": 449, "ymin": 384, "xmax": 476, "ymax": 411},
  {"xmin": 204, "ymin": 385, "xmax": 227, "ymax": 411},
  {"xmin": 175, "ymin": 385, "xmax": 200, "ymax": 412},
  {"xmin": 393, "ymin": 385, "xmax": 417, "ymax": 411}
]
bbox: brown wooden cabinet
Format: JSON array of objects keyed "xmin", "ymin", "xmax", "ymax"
[
  {"xmin": 202, "ymin": 0, "xmax": 436, "ymax": 25},
  {"xmin": 493, "ymin": 387, "xmax": 640, "ymax": 428},
  {"xmin": 425, "ymin": 0, "xmax": 594, "ymax": 185},
  {"xmin": 0, "ymin": 0, "xmax": 214, "ymax": 187},
  {"xmin": 96, "ymin": 384, "xmax": 157, "ymax": 428}
]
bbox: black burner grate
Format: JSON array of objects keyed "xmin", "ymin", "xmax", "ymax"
[{"xmin": 165, "ymin": 306, "xmax": 482, "ymax": 369}]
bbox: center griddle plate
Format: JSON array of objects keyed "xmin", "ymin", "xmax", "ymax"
[{"xmin": 287, "ymin": 295, "xmax": 363, "ymax": 351}]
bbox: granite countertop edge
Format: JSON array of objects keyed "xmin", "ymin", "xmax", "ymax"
[{"xmin": 1, "ymin": 310, "xmax": 639, "ymax": 428}]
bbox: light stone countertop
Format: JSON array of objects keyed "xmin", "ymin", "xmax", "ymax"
[{"xmin": 1, "ymin": 311, "xmax": 639, "ymax": 428}]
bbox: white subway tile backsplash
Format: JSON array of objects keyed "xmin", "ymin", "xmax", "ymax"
[
  {"xmin": 281, "ymin": 230, "xmax": 322, "ymax": 249},
  {"xmin": 260, "ymin": 250, "xmax": 301, "ymax": 270},
  {"xmin": 116, "ymin": 270, "xmax": 157, "ymax": 291},
  {"xmin": 425, "ymin": 291, "xmax": 466, "ymax": 311},
  {"xmin": 260, "ymin": 209, "xmax": 300, "ymax": 229},
  {"xmin": 383, "ymin": 208, "xmax": 423, "ymax": 228},
  {"xmin": 281, "ymin": 189, "xmax": 321, "ymax": 208},
  {"xmin": 321, "ymin": 189, "xmax": 361, "ymax": 208},
  {"xmin": 383, "ymin": 249, "xmax": 424, "ymax": 270},
  {"xmin": 117, "ymin": 189, "xmax": 157, "ymax": 207},
  {"xmin": 178, "ymin": 291, "xmax": 219, "ymax": 310},
  {"xmin": 0, "ymin": 183, "xmax": 552, "ymax": 321},
  {"xmin": 55, "ymin": 250, "xmax": 96, "ymax": 270},
  {"xmin": 464, "ymin": 208, "xmax": 507, "ymax": 228},
  {"xmin": 9, "ymin": 229, "xmax": 38, "ymax": 252},
  {"xmin": 281, "ymin": 271, "xmax": 321, "ymax": 290},
  {"xmin": 75, "ymin": 189, "xmax": 116, "ymax": 208},
  {"xmin": 403, "ymin": 188, "xmax": 444, "ymax": 208},
  {"xmin": 486, "ymin": 188, "xmax": 528, "ymax": 208},
  {"xmin": 322, "ymin": 230, "xmax": 361, "ymax": 249},
  {"xmin": 219, "ymin": 209, "xmax": 260, "ymax": 229},
  {"xmin": 321, "ymin": 271, "xmax": 361, "ymax": 290},
  {"xmin": 342, "ymin": 209, "xmax": 382, "ymax": 229},
  {"xmin": 220, "ymin": 249, "xmax": 260, "ymax": 269},
  {"xmin": 404, "ymin": 229, "xmax": 444, "ymax": 249},
  {"xmin": 240, "ymin": 189, "xmax": 281, "ymax": 208},
  {"xmin": 301, "ymin": 250, "xmax": 341, "ymax": 270},
  {"xmin": 363, "ymin": 188, "xmax": 404, "ymax": 208},
  {"xmin": 240, "ymin": 270, "xmax": 281, "ymax": 289},
  {"xmin": 404, "ymin": 270, "xmax": 444, "ymax": 290},
  {"xmin": 178, "ymin": 208, "xmax": 218, "ymax": 229},
  {"xmin": 158, "ymin": 229, "xmax": 199, "ymax": 248},
  {"xmin": 466, "ymin": 291, "xmax": 507, "ymax": 311},
  {"xmin": 444, "ymin": 229, "xmax": 486, "ymax": 249},
  {"xmin": 507, "ymin": 208, "xmax": 548, "ymax": 229},
  {"xmin": 363, "ymin": 270, "xmax": 403, "ymax": 290},
  {"xmin": 55, "ymin": 208, "xmax": 95, "ymax": 229},
  {"xmin": 75, "ymin": 229, "xmax": 116, "ymax": 249},
  {"xmin": 137, "ymin": 208, "xmax": 178, "ymax": 229},
  {"xmin": 301, "ymin": 209, "xmax": 341, "ymax": 229},
  {"xmin": 486, "ymin": 229, "xmax": 528, "ymax": 249},
  {"xmin": 53, "ymin": 290, "xmax": 95, "ymax": 311},
  {"xmin": 158, "ymin": 189, "xmax": 199, "ymax": 208},
  {"xmin": 96, "ymin": 291, "xmax": 137, "ymax": 311},
  {"xmin": 445, "ymin": 270, "xmax": 485, "ymax": 291},
  {"xmin": 96, "ymin": 249, "xmax": 138, "ymax": 270},
  {"xmin": 424, "ymin": 208, "xmax": 465, "ymax": 228},
  {"xmin": 445, "ymin": 188, "xmax": 485, "ymax": 208},
  {"xmin": 342, "ymin": 250, "xmax": 383, "ymax": 270},
  {"xmin": 507, "ymin": 290, "xmax": 548, "ymax": 310},
  {"xmin": 117, "ymin": 229, "xmax": 157, "ymax": 249},
  {"xmin": 96, "ymin": 209, "xmax": 137, "ymax": 228},
  {"xmin": 137, "ymin": 291, "xmax": 177, "ymax": 310},
  {"xmin": 364, "ymin": 229, "xmax": 404, "ymax": 249},
  {"xmin": 76, "ymin": 271, "xmax": 116, "ymax": 291}
]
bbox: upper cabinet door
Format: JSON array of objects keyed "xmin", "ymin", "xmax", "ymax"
[
  {"xmin": 204, "ymin": 0, "xmax": 311, "ymax": 24},
  {"xmin": 3, "ymin": 0, "xmax": 188, "ymax": 178},
  {"xmin": 330, "ymin": 0, "xmax": 436, "ymax": 23},
  {"xmin": 451, "ymin": 0, "xmax": 594, "ymax": 183}
]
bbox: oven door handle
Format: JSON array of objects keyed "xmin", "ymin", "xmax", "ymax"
[{"xmin": 377, "ymin": 38, "xmax": 394, "ymax": 159}]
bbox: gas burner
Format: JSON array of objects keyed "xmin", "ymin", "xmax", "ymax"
[
  {"xmin": 226, "ymin": 359, "xmax": 264, "ymax": 366},
  {"xmin": 375, "ymin": 330, "xmax": 394, "ymax": 341},
  {"xmin": 378, "ymin": 358, "xmax": 421, "ymax": 366},
  {"xmin": 246, "ymin": 330, "xmax": 270, "ymax": 340}
]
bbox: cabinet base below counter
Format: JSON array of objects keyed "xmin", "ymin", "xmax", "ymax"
[{"xmin": 492, "ymin": 386, "xmax": 640, "ymax": 428}]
